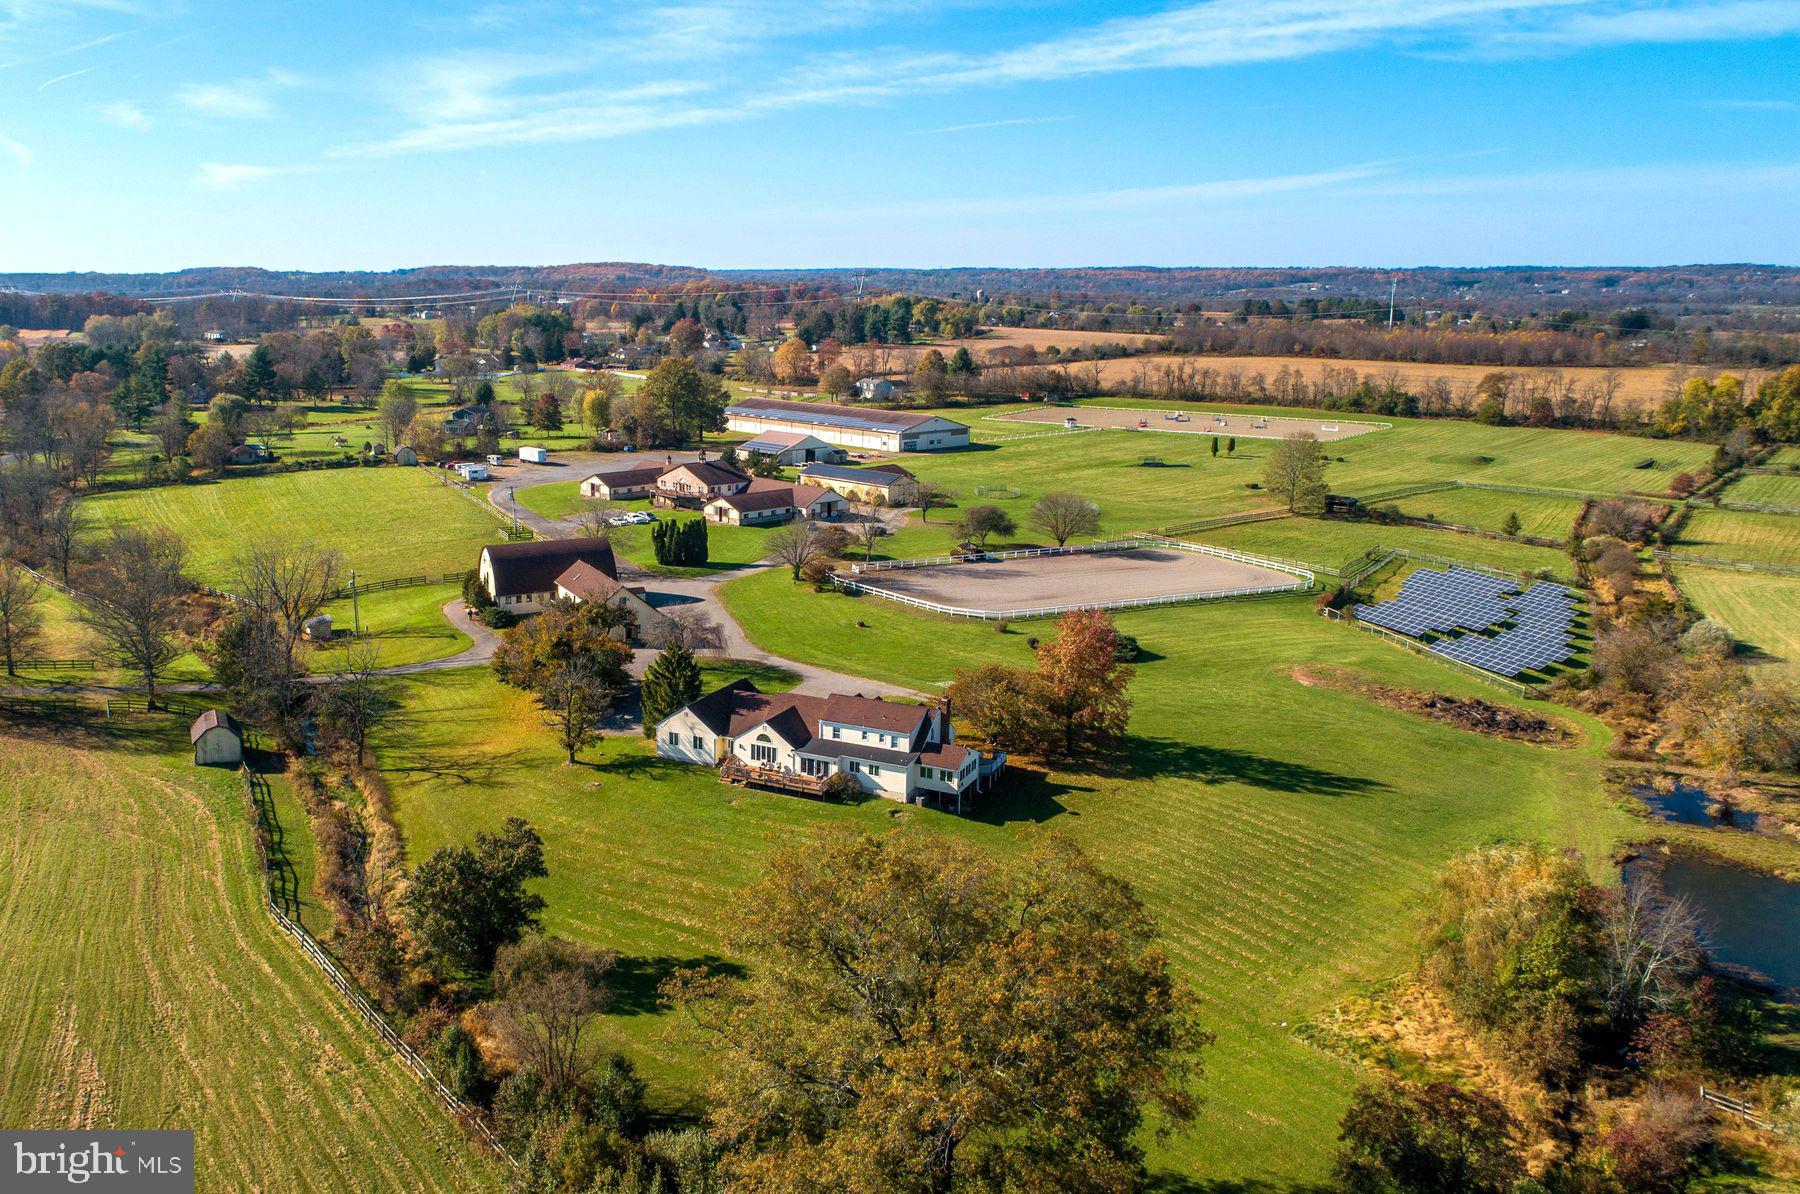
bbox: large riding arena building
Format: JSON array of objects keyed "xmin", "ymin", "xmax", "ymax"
[{"xmin": 725, "ymin": 397, "xmax": 970, "ymax": 453}]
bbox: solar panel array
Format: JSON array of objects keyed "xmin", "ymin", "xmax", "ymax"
[{"xmin": 1354, "ymin": 569, "xmax": 1578, "ymax": 678}]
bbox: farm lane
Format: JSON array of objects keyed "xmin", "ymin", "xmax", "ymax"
[{"xmin": 482, "ymin": 449, "xmax": 713, "ymax": 539}]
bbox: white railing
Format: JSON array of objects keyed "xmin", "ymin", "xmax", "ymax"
[
  {"xmin": 989, "ymin": 404, "xmax": 1392, "ymax": 437},
  {"xmin": 836, "ymin": 574, "xmax": 1311, "ymax": 620}
]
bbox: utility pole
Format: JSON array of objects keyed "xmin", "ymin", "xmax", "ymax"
[
  {"xmin": 350, "ymin": 571, "xmax": 361, "ymax": 637},
  {"xmin": 1387, "ymin": 278, "xmax": 1398, "ymax": 330},
  {"xmin": 509, "ymin": 487, "xmax": 518, "ymax": 535}
]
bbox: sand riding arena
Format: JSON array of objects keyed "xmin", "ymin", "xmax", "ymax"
[
  {"xmin": 835, "ymin": 541, "xmax": 1313, "ymax": 619},
  {"xmin": 990, "ymin": 404, "xmax": 1386, "ymax": 442}
]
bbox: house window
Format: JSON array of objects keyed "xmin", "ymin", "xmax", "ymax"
[
  {"xmin": 666, "ymin": 731, "xmax": 678, "ymax": 745},
  {"xmin": 691, "ymin": 735, "xmax": 703, "ymax": 749},
  {"xmin": 830, "ymin": 726, "xmax": 841, "ymax": 739},
  {"xmin": 867, "ymin": 765, "xmax": 879, "ymax": 777},
  {"xmin": 751, "ymin": 744, "xmax": 777, "ymax": 764}
]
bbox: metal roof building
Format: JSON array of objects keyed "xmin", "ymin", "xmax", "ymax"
[{"xmin": 725, "ymin": 398, "xmax": 969, "ymax": 453}]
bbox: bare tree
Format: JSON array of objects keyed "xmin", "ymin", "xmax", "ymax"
[
  {"xmin": 573, "ymin": 498, "xmax": 621, "ymax": 539},
  {"xmin": 492, "ymin": 935, "xmax": 618, "ymax": 1092},
  {"xmin": 1600, "ymin": 883, "xmax": 1703, "ymax": 1023},
  {"xmin": 1029, "ymin": 491, "xmax": 1101, "ymax": 547},
  {"xmin": 314, "ymin": 641, "xmax": 397, "ymax": 762},
  {"xmin": 40, "ymin": 494, "xmax": 87, "ymax": 585},
  {"xmin": 234, "ymin": 544, "xmax": 343, "ymax": 662},
  {"xmin": 908, "ymin": 479, "xmax": 952, "ymax": 524},
  {"xmin": 540, "ymin": 656, "xmax": 617, "ymax": 764},
  {"xmin": 848, "ymin": 505, "xmax": 887, "ymax": 562},
  {"xmin": 77, "ymin": 528, "xmax": 189, "ymax": 707},
  {"xmin": 766, "ymin": 520, "xmax": 820, "ymax": 581},
  {"xmin": 0, "ymin": 558, "xmax": 45, "ymax": 676},
  {"xmin": 647, "ymin": 605, "xmax": 726, "ymax": 652}
]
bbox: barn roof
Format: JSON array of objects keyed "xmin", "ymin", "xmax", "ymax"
[
  {"xmin": 190, "ymin": 709, "xmax": 242, "ymax": 744},
  {"xmin": 482, "ymin": 538, "xmax": 618, "ymax": 598},
  {"xmin": 727, "ymin": 397, "xmax": 965, "ymax": 434}
]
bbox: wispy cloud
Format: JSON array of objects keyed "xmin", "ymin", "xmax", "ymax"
[
  {"xmin": 36, "ymin": 62, "xmax": 90, "ymax": 88},
  {"xmin": 175, "ymin": 68, "xmax": 300, "ymax": 121},
  {"xmin": 96, "ymin": 97, "xmax": 147, "ymax": 127},
  {"xmin": 195, "ymin": 161, "xmax": 276, "ymax": 188},
  {"xmin": 0, "ymin": 133, "xmax": 31, "ymax": 166},
  {"xmin": 904, "ymin": 116, "xmax": 1069, "ymax": 136},
  {"xmin": 348, "ymin": 0, "xmax": 1800, "ymax": 159}
]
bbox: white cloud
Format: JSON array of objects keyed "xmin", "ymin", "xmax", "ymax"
[
  {"xmin": 36, "ymin": 62, "xmax": 89, "ymax": 87},
  {"xmin": 904, "ymin": 116, "xmax": 1070, "ymax": 136},
  {"xmin": 175, "ymin": 68, "xmax": 299, "ymax": 121},
  {"xmin": 0, "ymin": 133, "xmax": 31, "ymax": 166},
  {"xmin": 347, "ymin": 0, "xmax": 1800, "ymax": 158},
  {"xmin": 195, "ymin": 161, "xmax": 275, "ymax": 188},
  {"xmin": 97, "ymin": 97, "xmax": 147, "ymax": 127}
]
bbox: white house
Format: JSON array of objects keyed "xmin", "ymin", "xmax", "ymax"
[
  {"xmin": 797, "ymin": 462, "xmax": 916, "ymax": 505},
  {"xmin": 654, "ymin": 680, "xmax": 1004, "ymax": 812},
  {"xmin": 725, "ymin": 398, "xmax": 969, "ymax": 453},
  {"xmin": 854, "ymin": 377, "xmax": 908, "ymax": 402},
  {"xmin": 702, "ymin": 480, "xmax": 844, "ymax": 525},
  {"xmin": 190, "ymin": 709, "xmax": 244, "ymax": 767},
  {"xmin": 580, "ymin": 464, "xmax": 665, "ymax": 500},
  {"xmin": 551, "ymin": 560, "xmax": 672, "ymax": 642}
]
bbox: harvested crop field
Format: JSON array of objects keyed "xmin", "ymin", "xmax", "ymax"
[
  {"xmin": 991, "ymin": 404, "xmax": 1384, "ymax": 442},
  {"xmin": 848, "ymin": 546, "xmax": 1306, "ymax": 616}
]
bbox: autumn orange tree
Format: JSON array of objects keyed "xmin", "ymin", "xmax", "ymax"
[
  {"xmin": 948, "ymin": 609, "xmax": 1135, "ymax": 757},
  {"xmin": 772, "ymin": 336, "xmax": 813, "ymax": 384},
  {"xmin": 666, "ymin": 830, "xmax": 1208, "ymax": 1193}
]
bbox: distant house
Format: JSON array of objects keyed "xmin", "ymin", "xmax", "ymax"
[
  {"xmin": 737, "ymin": 430, "xmax": 846, "ymax": 467},
  {"xmin": 854, "ymin": 378, "xmax": 907, "ymax": 402},
  {"xmin": 703, "ymin": 479, "xmax": 845, "ymax": 526},
  {"xmin": 798, "ymin": 462, "xmax": 916, "ymax": 505},
  {"xmin": 581, "ymin": 464, "xmax": 665, "ymax": 500},
  {"xmin": 654, "ymin": 680, "xmax": 1004, "ymax": 811},
  {"xmin": 551, "ymin": 559, "xmax": 671, "ymax": 642},
  {"xmin": 478, "ymin": 538, "xmax": 622, "ymax": 614},
  {"xmin": 726, "ymin": 397, "xmax": 968, "ymax": 453},
  {"xmin": 225, "ymin": 442, "xmax": 268, "ymax": 466},
  {"xmin": 190, "ymin": 710, "xmax": 244, "ymax": 767},
  {"xmin": 444, "ymin": 405, "xmax": 489, "ymax": 436}
]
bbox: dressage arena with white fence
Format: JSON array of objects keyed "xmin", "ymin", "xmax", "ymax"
[
  {"xmin": 834, "ymin": 538, "xmax": 1314, "ymax": 619},
  {"xmin": 988, "ymin": 405, "xmax": 1389, "ymax": 442}
]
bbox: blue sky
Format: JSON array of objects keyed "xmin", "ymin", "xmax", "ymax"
[{"xmin": 1, "ymin": 0, "xmax": 1797, "ymax": 271}]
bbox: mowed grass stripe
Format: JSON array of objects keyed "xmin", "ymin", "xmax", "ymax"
[
  {"xmin": 1677, "ymin": 508, "xmax": 1800, "ymax": 566},
  {"xmin": 83, "ymin": 469, "xmax": 507, "ymax": 588},
  {"xmin": 0, "ymin": 729, "xmax": 498, "ymax": 1192}
]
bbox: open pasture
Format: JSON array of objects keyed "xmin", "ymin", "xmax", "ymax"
[
  {"xmin": 82, "ymin": 468, "xmax": 507, "ymax": 587},
  {"xmin": 1383, "ymin": 486, "xmax": 1586, "ymax": 538},
  {"xmin": 1187, "ymin": 516, "xmax": 1570, "ymax": 576},
  {"xmin": 1674, "ymin": 508, "xmax": 1800, "ymax": 567},
  {"xmin": 1675, "ymin": 567, "xmax": 1800, "ymax": 681},
  {"xmin": 1726, "ymin": 472, "xmax": 1800, "ymax": 508},
  {"xmin": 849, "ymin": 545, "xmax": 1305, "ymax": 616},
  {"xmin": 0, "ymin": 726, "xmax": 497, "ymax": 1191},
  {"xmin": 992, "ymin": 403, "xmax": 1384, "ymax": 442}
]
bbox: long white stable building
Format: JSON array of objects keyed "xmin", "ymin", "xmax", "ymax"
[{"xmin": 724, "ymin": 397, "xmax": 970, "ymax": 453}]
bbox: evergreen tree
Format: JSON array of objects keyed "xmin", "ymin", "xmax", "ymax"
[
  {"xmin": 242, "ymin": 344, "xmax": 278, "ymax": 403},
  {"xmin": 1211, "ymin": 435, "xmax": 1219, "ymax": 457},
  {"xmin": 640, "ymin": 642, "xmax": 703, "ymax": 736}
]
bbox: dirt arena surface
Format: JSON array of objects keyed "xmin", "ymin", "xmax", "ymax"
[
  {"xmin": 991, "ymin": 404, "xmax": 1385, "ymax": 443},
  {"xmin": 853, "ymin": 547, "xmax": 1304, "ymax": 616}
]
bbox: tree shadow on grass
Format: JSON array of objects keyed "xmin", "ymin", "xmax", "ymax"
[
  {"xmin": 969, "ymin": 764, "xmax": 1092, "ymax": 825},
  {"xmin": 608, "ymin": 953, "xmax": 746, "ymax": 1017},
  {"xmin": 1094, "ymin": 737, "xmax": 1388, "ymax": 799},
  {"xmin": 1146, "ymin": 1176, "xmax": 1334, "ymax": 1194}
]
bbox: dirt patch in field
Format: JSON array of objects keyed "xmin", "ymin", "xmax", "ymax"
[
  {"xmin": 1293, "ymin": 665, "xmax": 1574, "ymax": 745},
  {"xmin": 992, "ymin": 403, "xmax": 1383, "ymax": 442}
]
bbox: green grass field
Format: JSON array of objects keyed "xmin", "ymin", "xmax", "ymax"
[
  {"xmin": 1384, "ymin": 487, "xmax": 1585, "ymax": 539},
  {"xmin": 310, "ymin": 582, "xmax": 472, "ymax": 671},
  {"xmin": 1675, "ymin": 566, "xmax": 1800, "ymax": 681},
  {"xmin": 0, "ymin": 721, "xmax": 498, "ymax": 1192},
  {"xmin": 83, "ymin": 469, "xmax": 508, "ymax": 588},
  {"xmin": 1188, "ymin": 516, "xmax": 1570, "ymax": 576},
  {"xmin": 1725, "ymin": 472, "xmax": 1800, "ymax": 507},
  {"xmin": 1674, "ymin": 508, "xmax": 1800, "ymax": 567}
]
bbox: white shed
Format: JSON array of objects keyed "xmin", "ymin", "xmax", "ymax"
[
  {"xmin": 302, "ymin": 614, "xmax": 333, "ymax": 642},
  {"xmin": 519, "ymin": 446, "xmax": 549, "ymax": 464},
  {"xmin": 190, "ymin": 709, "xmax": 244, "ymax": 767}
]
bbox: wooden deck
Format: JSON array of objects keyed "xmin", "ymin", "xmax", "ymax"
[{"xmin": 719, "ymin": 759, "xmax": 829, "ymax": 796}]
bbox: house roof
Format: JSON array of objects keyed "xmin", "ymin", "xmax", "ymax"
[
  {"xmin": 798, "ymin": 462, "xmax": 914, "ymax": 487},
  {"xmin": 584, "ymin": 464, "xmax": 665, "ymax": 489},
  {"xmin": 554, "ymin": 560, "xmax": 624, "ymax": 602},
  {"xmin": 663, "ymin": 460, "xmax": 747, "ymax": 490},
  {"xmin": 727, "ymin": 397, "xmax": 963, "ymax": 434},
  {"xmin": 190, "ymin": 709, "xmax": 242, "ymax": 744},
  {"xmin": 672, "ymin": 681, "xmax": 933, "ymax": 755},
  {"xmin": 739, "ymin": 430, "xmax": 817, "ymax": 451},
  {"xmin": 482, "ymin": 538, "xmax": 618, "ymax": 598},
  {"xmin": 710, "ymin": 480, "xmax": 837, "ymax": 514}
]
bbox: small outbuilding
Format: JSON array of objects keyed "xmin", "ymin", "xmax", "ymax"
[
  {"xmin": 394, "ymin": 445, "xmax": 418, "ymax": 466},
  {"xmin": 190, "ymin": 709, "xmax": 244, "ymax": 767},
  {"xmin": 302, "ymin": 614, "xmax": 333, "ymax": 642}
]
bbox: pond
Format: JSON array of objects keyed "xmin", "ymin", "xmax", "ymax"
[
  {"xmin": 1635, "ymin": 781, "xmax": 1770, "ymax": 834},
  {"xmin": 1624, "ymin": 853, "xmax": 1800, "ymax": 994}
]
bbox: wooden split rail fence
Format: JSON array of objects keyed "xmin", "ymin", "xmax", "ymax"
[
  {"xmin": 1699, "ymin": 1086, "xmax": 1773, "ymax": 1130},
  {"xmin": 234, "ymin": 765, "xmax": 517, "ymax": 1169}
]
